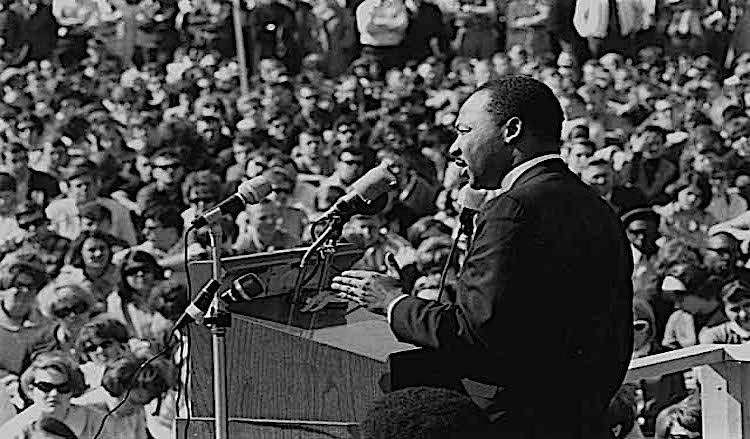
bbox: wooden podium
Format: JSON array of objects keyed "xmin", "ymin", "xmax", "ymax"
[{"xmin": 177, "ymin": 246, "xmax": 416, "ymax": 439}]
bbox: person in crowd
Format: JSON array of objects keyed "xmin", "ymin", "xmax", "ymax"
[
  {"xmin": 234, "ymin": 199, "xmax": 302, "ymax": 254},
  {"xmin": 0, "ymin": 173, "xmax": 26, "ymax": 250},
  {"xmin": 699, "ymin": 279, "xmax": 750, "ymax": 344},
  {"xmin": 700, "ymin": 231, "xmax": 749, "ymax": 284},
  {"xmin": 0, "ymin": 351, "xmax": 112, "ymax": 439},
  {"xmin": 180, "ymin": 169, "xmax": 224, "ymax": 228},
  {"xmin": 355, "ymin": 0, "xmax": 409, "ymax": 73},
  {"xmin": 75, "ymin": 315, "xmax": 131, "ymax": 387},
  {"xmin": 622, "ymin": 208, "xmax": 661, "ymax": 298},
  {"xmin": 331, "ymin": 77, "xmax": 634, "ymax": 438},
  {"xmin": 106, "ymin": 250, "xmax": 166, "ymax": 345},
  {"xmin": 59, "ymin": 231, "xmax": 120, "ymax": 302},
  {"xmin": 410, "ymin": 234, "xmax": 455, "ymax": 301},
  {"xmin": 582, "ymin": 158, "xmax": 648, "ymax": 216},
  {"xmin": 605, "ymin": 383, "xmax": 645, "ymax": 439},
  {"xmin": 564, "ymin": 138, "xmax": 595, "ymax": 176},
  {"xmin": 72, "ymin": 354, "xmax": 173, "ymax": 439},
  {"xmin": 621, "ymin": 125, "xmax": 679, "ymax": 204},
  {"xmin": 115, "ymin": 205, "xmax": 185, "ymax": 271},
  {"xmin": 136, "ymin": 148, "xmax": 187, "ymax": 215},
  {"xmin": 146, "ymin": 279, "xmax": 187, "ymax": 330},
  {"xmin": 1, "ymin": 142, "xmax": 60, "ymax": 209},
  {"xmin": 655, "ymin": 173, "xmax": 716, "ymax": 247},
  {"xmin": 661, "ymin": 266, "xmax": 727, "ymax": 350},
  {"xmin": 316, "ymin": 145, "xmax": 372, "ymax": 212},
  {"xmin": 705, "ymin": 168, "xmax": 747, "ymax": 223},
  {"xmin": 45, "ymin": 159, "xmax": 137, "ymax": 246},
  {"xmin": 360, "ymin": 386, "xmax": 492, "ymax": 439},
  {"xmin": 654, "ymin": 392, "xmax": 701, "ymax": 439}
]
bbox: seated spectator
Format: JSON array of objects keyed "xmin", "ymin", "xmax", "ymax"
[
  {"xmin": 234, "ymin": 200, "xmax": 302, "ymax": 254},
  {"xmin": 411, "ymin": 235, "xmax": 455, "ymax": 301},
  {"xmin": 59, "ymin": 231, "xmax": 121, "ymax": 303},
  {"xmin": 45, "ymin": 159, "xmax": 137, "ymax": 246},
  {"xmin": 662, "ymin": 268, "xmax": 728, "ymax": 350},
  {"xmin": 72, "ymin": 354, "xmax": 173, "ymax": 439},
  {"xmin": 564, "ymin": 139, "xmax": 595, "ymax": 177},
  {"xmin": 106, "ymin": 251, "xmax": 166, "ymax": 345},
  {"xmin": 699, "ymin": 280, "xmax": 750, "ymax": 344},
  {"xmin": 1, "ymin": 142, "xmax": 60, "ymax": 209},
  {"xmin": 136, "ymin": 148, "xmax": 187, "ymax": 215},
  {"xmin": 316, "ymin": 146, "xmax": 371, "ymax": 212},
  {"xmin": 582, "ymin": 158, "xmax": 648, "ymax": 217},
  {"xmin": 27, "ymin": 282, "xmax": 98, "ymax": 370},
  {"xmin": 146, "ymin": 280, "xmax": 188, "ymax": 331},
  {"xmin": 75, "ymin": 316, "xmax": 131, "ymax": 387},
  {"xmin": 292, "ymin": 130, "xmax": 335, "ymax": 179},
  {"xmin": 0, "ymin": 351, "xmax": 112, "ymax": 439},
  {"xmin": 264, "ymin": 154, "xmax": 314, "ymax": 231},
  {"xmin": 76, "ymin": 203, "xmax": 129, "ymax": 253},
  {"xmin": 655, "ymin": 173, "xmax": 716, "ymax": 247},
  {"xmin": 622, "ymin": 208, "xmax": 661, "ymax": 299},
  {"xmin": 114, "ymin": 206, "xmax": 185, "ymax": 272},
  {"xmin": 360, "ymin": 386, "xmax": 491, "ymax": 439},
  {"xmin": 180, "ymin": 169, "xmax": 224, "ymax": 228},
  {"xmin": 621, "ymin": 126, "xmax": 679, "ymax": 205},
  {"xmin": 700, "ymin": 232, "xmax": 750, "ymax": 284}
]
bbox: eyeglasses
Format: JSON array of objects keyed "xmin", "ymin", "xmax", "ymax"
[
  {"xmin": 124, "ymin": 266, "xmax": 152, "ymax": 277},
  {"xmin": 51, "ymin": 302, "xmax": 88, "ymax": 319},
  {"xmin": 633, "ymin": 320, "xmax": 650, "ymax": 332},
  {"xmin": 32, "ymin": 380, "xmax": 72, "ymax": 394},
  {"xmin": 83, "ymin": 339, "xmax": 115, "ymax": 353}
]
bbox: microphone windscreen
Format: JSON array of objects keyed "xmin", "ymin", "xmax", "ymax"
[
  {"xmin": 237, "ymin": 176, "xmax": 273, "ymax": 204},
  {"xmin": 350, "ymin": 163, "xmax": 399, "ymax": 202}
]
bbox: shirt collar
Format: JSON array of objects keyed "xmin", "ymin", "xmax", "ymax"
[{"xmin": 500, "ymin": 154, "xmax": 561, "ymax": 192}]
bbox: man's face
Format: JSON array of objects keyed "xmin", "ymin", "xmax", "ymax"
[
  {"xmin": 704, "ymin": 234, "xmax": 738, "ymax": 274},
  {"xmin": 245, "ymin": 154, "xmax": 271, "ymax": 179},
  {"xmin": 1, "ymin": 273, "xmax": 38, "ymax": 318},
  {"xmin": 298, "ymin": 87, "xmax": 319, "ymax": 111},
  {"xmin": 143, "ymin": 218, "xmax": 178, "ymax": 251},
  {"xmin": 640, "ymin": 132, "xmax": 665, "ymax": 159},
  {"xmin": 567, "ymin": 143, "xmax": 594, "ymax": 172},
  {"xmin": 336, "ymin": 151, "xmax": 365, "ymax": 183},
  {"xmin": 249, "ymin": 204, "xmax": 279, "ymax": 240},
  {"xmin": 232, "ymin": 143, "xmax": 252, "ymax": 165},
  {"xmin": 3, "ymin": 150, "xmax": 29, "ymax": 175},
  {"xmin": 449, "ymin": 91, "xmax": 512, "ymax": 190},
  {"xmin": 342, "ymin": 216, "xmax": 381, "ymax": 247},
  {"xmin": 67, "ymin": 176, "xmax": 97, "ymax": 204},
  {"xmin": 299, "ymin": 132, "xmax": 323, "ymax": 156},
  {"xmin": 725, "ymin": 298, "xmax": 750, "ymax": 331},
  {"xmin": 267, "ymin": 118, "xmax": 290, "ymax": 140},
  {"xmin": 81, "ymin": 237, "xmax": 110, "ymax": 269},
  {"xmin": 626, "ymin": 219, "xmax": 659, "ymax": 253},
  {"xmin": 151, "ymin": 157, "xmax": 184, "ymax": 187},
  {"xmin": 581, "ymin": 164, "xmax": 613, "ymax": 196}
]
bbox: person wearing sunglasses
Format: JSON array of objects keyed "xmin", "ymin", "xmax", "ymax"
[
  {"xmin": 106, "ymin": 251, "xmax": 165, "ymax": 345},
  {"xmin": 75, "ymin": 316, "xmax": 131, "ymax": 388},
  {"xmin": 0, "ymin": 351, "xmax": 114, "ymax": 439},
  {"xmin": 136, "ymin": 148, "xmax": 187, "ymax": 215}
]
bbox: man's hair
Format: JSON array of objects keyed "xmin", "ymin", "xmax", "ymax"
[
  {"xmin": 638, "ymin": 125, "xmax": 668, "ymax": 143},
  {"xmin": 78, "ymin": 201, "xmax": 112, "ymax": 223},
  {"xmin": 361, "ymin": 387, "xmax": 491, "ymax": 439},
  {"xmin": 102, "ymin": 354, "xmax": 173, "ymax": 399},
  {"xmin": 605, "ymin": 384, "xmax": 639, "ymax": 439},
  {"xmin": 75, "ymin": 315, "xmax": 131, "ymax": 356},
  {"xmin": 475, "ymin": 76, "xmax": 564, "ymax": 143},
  {"xmin": 142, "ymin": 205, "xmax": 184, "ymax": 235}
]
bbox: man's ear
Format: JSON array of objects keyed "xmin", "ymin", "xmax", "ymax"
[{"xmin": 503, "ymin": 117, "xmax": 522, "ymax": 144}]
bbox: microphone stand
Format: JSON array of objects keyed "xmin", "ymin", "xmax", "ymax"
[
  {"xmin": 204, "ymin": 223, "xmax": 230, "ymax": 439},
  {"xmin": 291, "ymin": 216, "xmax": 344, "ymax": 307}
]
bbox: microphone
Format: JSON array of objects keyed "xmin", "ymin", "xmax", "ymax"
[
  {"xmin": 319, "ymin": 162, "xmax": 400, "ymax": 223},
  {"xmin": 220, "ymin": 273, "xmax": 265, "ymax": 303},
  {"xmin": 191, "ymin": 174, "xmax": 275, "ymax": 229},
  {"xmin": 457, "ymin": 186, "xmax": 485, "ymax": 237},
  {"xmin": 172, "ymin": 279, "xmax": 222, "ymax": 331}
]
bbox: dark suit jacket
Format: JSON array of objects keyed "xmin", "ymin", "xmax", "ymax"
[
  {"xmin": 390, "ymin": 159, "xmax": 634, "ymax": 438},
  {"xmin": 611, "ymin": 185, "xmax": 647, "ymax": 217}
]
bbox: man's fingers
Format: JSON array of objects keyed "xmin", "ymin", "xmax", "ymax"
[
  {"xmin": 331, "ymin": 275, "xmax": 369, "ymax": 289},
  {"xmin": 337, "ymin": 270, "xmax": 376, "ymax": 280}
]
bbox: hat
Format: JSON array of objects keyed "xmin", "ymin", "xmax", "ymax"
[
  {"xmin": 721, "ymin": 280, "xmax": 750, "ymax": 303},
  {"xmin": 621, "ymin": 207, "xmax": 659, "ymax": 226}
]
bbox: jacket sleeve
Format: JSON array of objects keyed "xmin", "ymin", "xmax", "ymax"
[{"xmin": 390, "ymin": 195, "xmax": 525, "ymax": 352}]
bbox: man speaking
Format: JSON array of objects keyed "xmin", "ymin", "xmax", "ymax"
[{"xmin": 331, "ymin": 76, "xmax": 633, "ymax": 438}]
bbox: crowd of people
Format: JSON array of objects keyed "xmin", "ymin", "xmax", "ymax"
[{"xmin": 0, "ymin": 0, "xmax": 748, "ymax": 437}]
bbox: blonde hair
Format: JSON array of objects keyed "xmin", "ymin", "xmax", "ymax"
[{"xmin": 36, "ymin": 280, "xmax": 97, "ymax": 320}]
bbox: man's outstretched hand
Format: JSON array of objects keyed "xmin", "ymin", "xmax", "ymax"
[{"xmin": 331, "ymin": 258, "xmax": 405, "ymax": 315}]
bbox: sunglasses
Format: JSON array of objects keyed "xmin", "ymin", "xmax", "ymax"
[
  {"xmin": 633, "ymin": 320, "xmax": 650, "ymax": 332},
  {"xmin": 32, "ymin": 380, "xmax": 72, "ymax": 394},
  {"xmin": 83, "ymin": 339, "xmax": 115, "ymax": 353},
  {"xmin": 341, "ymin": 159, "xmax": 363, "ymax": 166},
  {"xmin": 152, "ymin": 163, "xmax": 181, "ymax": 170},
  {"xmin": 51, "ymin": 302, "xmax": 88, "ymax": 319},
  {"xmin": 124, "ymin": 266, "xmax": 152, "ymax": 277}
]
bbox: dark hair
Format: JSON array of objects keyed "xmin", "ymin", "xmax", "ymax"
[
  {"xmin": 102, "ymin": 354, "xmax": 173, "ymax": 399},
  {"xmin": 147, "ymin": 279, "xmax": 189, "ymax": 321},
  {"xmin": 361, "ymin": 387, "xmax": 491, "ymax": 439},
  {"xmin": 64, "ymin": 230, "xmax": 119, "ymax": 270},
  {"xmin": 181, "ymin": 169, "xmax": 223, "ymax": 205},
  {"xmin": 475, "ymin": 76, "xmax": 564, "ymax": 143},
  {"xmin": 142, "ymin": 205, "xmax": 184, "ymax": 235},
  {"xmin": 75, "ymin": 315, "xmax": 130, "ymax": 359},
  {"xmin": 78, "ymin": 201, "xmax": 112, "ymax": 223},
  {"xmin": 606, "ymin": 384, "xmax": 639, "ymax": 439},
  {"xmin": 667, "ymin": 173, "xmax": 713, "ymax": 210},
  {"xmin": 638, "ymin": 125, "xmax": 668, "ymax": 144},
  {"xmin": 62, "ymin": 158, "xmax": 99, "ymax": 181},
  {"xmin": 117, "ymin": 250, "xmax": 164, "ymax": 302},
  {"xmin": 32, "ymin": 416, "xmax": 80, "ymax": 439}
]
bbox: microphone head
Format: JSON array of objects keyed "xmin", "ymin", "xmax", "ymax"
[
  {"xmin": 237, "ymin": 175, "xmax": 274, "ymax": 204},
  {"xmin": 350, "ymin": 162, "xmax": 399, "ymax": 202},
  {"xmin": 222, "ymin": 273, "xmax": 266, "ymax": 303}
]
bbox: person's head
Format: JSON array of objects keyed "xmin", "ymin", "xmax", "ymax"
[
  {"xmin": 1, "ymin": 141, "xmax": 30, "ymax": 176},
  {"xmin": 448, "ymin": 76, "xmax": 563, "ymax": 190},
  {"xmin": 150, "ymin": 148, "xmax": 185, "ymax": 188},
  {"xmin": 657, "ymin": 394, "xmax": 701, "ymax": 439},
  {"xmin": 720, "ymin": 280, "xmax": 750, "ymax": 332},
  {"xmin": 622, "ymin": 208, "xmax": 661, "ymax": 255},
  {"xmin": 102, "ymin": 354, "xmax": 173, "ymax": 416},
  {"xmin": 20, "ymin": 351, "xmax": 87, "ymax": 418},
  {"xmin": 65, "ymin": 231, "xmax": 118, "ymax": 274},
  {"xmin": 342, "ymin": 214, "xmax": 385, "ymax": 248},
  {"xmin": 606, "ymin": 384, "xmax": 640, "ymax": 439},
  {"xmin": 415, "ymin": 235, "xmax": 454, "ymax": 276},
  {"xmin": 333, "ymin": 116, "xmax": 360, "ymax": 147},
  {"xmin": 118, "ymin": 250, "xmax": 164, "ymax": 301},
  {"xmin": 182, "ymin": 170, "xmax": 223, "ymax": 213},
  {"xmin": 297, "ymin": 85, "xmax": 320, "ymax": 112},
  {"xmin": 336, "ymin": 146, "xmax": 368, "ymax": 184},
  {"xmin": 361, "ymin": 386, "xmax": 491, "ymax": 439},
  {"xmin": 141, "ymin": 205, "xmax": 183, "ymax": 251},
  {"xmin": 0, "ymin": 251, "xmax": 47, "ymax": 319},
  {"xmin": 75, "ymin": 315, "xmax": 130, "ymax": 365},
  {"xmin": 61, "ymin": 159, "xmax": 100, "ymax": 204},
  {"xmin": 633, "ymin": 297, "xmax": 656, "ymax": 352},
  {"xmin": 670, "ymin": 173, "xmax": 712, "ymax": 211},
  {"xmin": 298, "ymin": 131, "xmax": 325, "ymax": 157},
  {"xmin": 663, "ymin": 266, "xmax": 720, "ymax": 315},
  {"xmin": 77, "ymin": 202, "xmax": 112, "ymax": 234},
  {"xmin": 244, "ymin": 146, "xmax": 283, "ymax": 180},
  {"xmin": 147, "ymin": 279, "xmax": 188, "ymax": 322},
  {"xmin": 581, "ymin": 157, "xmax": 613, "ymax": 196},
  {"xmin": 0, "ymin": 172, "xmax": 17, "ymax": 216},
  {"xmin": 703, "ymin": 232, "xmax": 741, "ymax": 276},
  {"xmin": 37, "ymin": 281, "xmax": 96, "ymax": 336},
  {"xmin": 240, "ymin": 199, "xmax": 281, "ymax": 242},
  {"xmin": 29, "ymin": 416, "xmax": 80, "ymax": 439},
  {"xmin": 637, "ymin": 125, "xmax": 668, "ymax": 160},
  {"xmin": 134, "ymin": 153, "xmax": 152, "ymax": 183}
]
